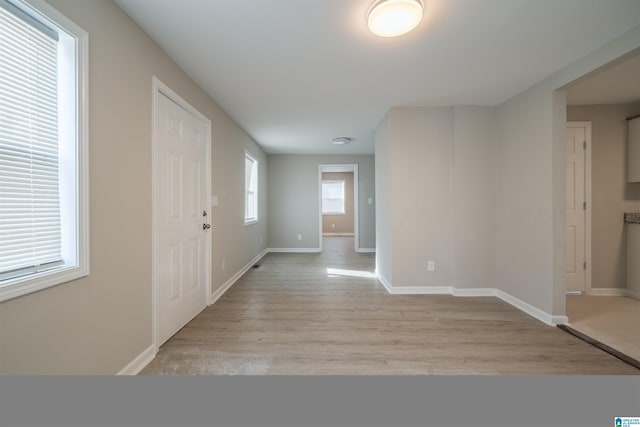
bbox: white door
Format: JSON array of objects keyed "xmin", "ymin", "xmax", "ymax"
[
  {"xmin": 566, "ymin": 124, "xmax": 587, "ymax": 292},
  {"xmin": 157, "ymin": 92, "xmax": 210, "ymax": 345}
]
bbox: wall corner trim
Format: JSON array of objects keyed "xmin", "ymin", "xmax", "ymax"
[
  {"xmin": 378, "ymin": 276, "xmax": 568, "ymax": 326},
  {"xmin": 210, "ymin": 249, "xmax": 269, "ymax": 305},
  {"xmin": 117, "ymin": 344, "xmax": 156, "ymax": 375}
]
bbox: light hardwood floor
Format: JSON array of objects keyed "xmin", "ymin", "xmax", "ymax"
[{"xmin": 141, "ymin": 237, "xmax": 638, "ymax": 375}]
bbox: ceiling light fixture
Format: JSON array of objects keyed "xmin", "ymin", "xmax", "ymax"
[
  {"xmin": 331, "ymin": 137, "xmax": 352, "ymax": 145},
  {"xmin": 367, "ymin": 0, "xmax": 423, "ymax": 38}
]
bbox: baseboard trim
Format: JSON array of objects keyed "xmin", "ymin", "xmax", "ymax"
[
  {"xmin": 357, "ymin": 248, "xmax": 376, "ymax": 253},
  {"xmin": 378, "ymin": 276, "xmax": 566, "ymax": 326},
  {"xmin": 495, "ymin": 290, "xmax": 568, "ymax": 326},
  {"xmin": 385, "ymin": 285, "xmax": 455, "ymax": 295},
  {"xmin": 322, "ymin": 233, "xmax": 354, "ymax": 236},
  {"xmin": 377, "ymin": 274, "xmax": 393, "ymax": 293},
  {"xmin": 452, "ymin": 288, "xmax": 496, "ymax": 297},
  {"xmin": 210, "ymin": 248, "xmax": 268, "ymax": 305},
  {"xmin": 117, "ymin": 344, "xmax": 156, "ymax": 375},
  {"xmin": 267, "ymin": 248, "xmax": 321, "ymax": 253},
  {"xmin": 588, "ymin": 288, "xmax": 628, "ymax": 297}
]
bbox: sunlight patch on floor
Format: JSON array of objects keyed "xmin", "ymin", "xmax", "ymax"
[{"xmin": 326, "ymin": 268, "xmax": 377, "ymax": 279}]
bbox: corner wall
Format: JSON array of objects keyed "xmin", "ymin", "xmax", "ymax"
[{"xmin": 374, "ymin": 106, "xmax": 497, "ymax": 291}]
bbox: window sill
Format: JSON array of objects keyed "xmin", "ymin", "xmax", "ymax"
[
  {"xmin": 322, "ymin": 212, "xmax": 346, "ymax": 216},
  {"xmin": 244, "ymin": 219, "xmax": 259, "ymax": 226},
  {"xmin": 0, "ymin": 264, "xmax": 89, "ymax": 303}
]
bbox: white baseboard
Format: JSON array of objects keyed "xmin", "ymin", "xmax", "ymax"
[
  {"xmin": 377, "ymin": 274, "xmax": 393, "ymax": 293},
  {"xmin": 588, "ymin": 288, "xmax": 628, "ymax": 297},
  {"xmin": 117, "ymin": 344, "xmax": 156, "ymax": 375},
  {"xmin": 378, "ymin": 275, "xmax": 567, "ymax": 326},
  {"xmin": 357, "ymin": 248, "xmax": 376, "ymax": 253},
  {"xmin": 386, "ymin": 285, "xmax": 455, "ymax": 295},
  {"xmin": 495, "ymin": 290, "xmax": 567, "ymax": 326},
  {"xmin": 322, "ymin": 233, "xmax": 354, "ymax": 236},
  {"xmin": 452, "ymin": 288, "xmax": 496, "ymax": 297},
  {"xmin": 211, "ymin": 249, "xmax": 268, "ymax": 305},
  {"xmin": 267, "ymin": 248, "xmax": 321, "ymax": 253}
]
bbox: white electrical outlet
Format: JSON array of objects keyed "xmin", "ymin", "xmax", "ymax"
[
  {"xmin": 427, "ymin": 260, "xmax": 436, "ymax": 272},
  {"xmin": 332, "ymin": 224, "xmax": 335, "ymax": 229},
  {"xmin": 297, "ymin": 234, "xmax": 302, "ymax": 241},
  {"xmin": 368, "ymin": 198, "xmax": 373, "ymax": 205}
]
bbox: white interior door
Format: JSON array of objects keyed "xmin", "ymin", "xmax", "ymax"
[
  {"xmin": 566, "ymin": 124, "xmax": 587, "ymax": 293},
  {"xmin": 157, "ymin": 92, "xmax": 210, "ymax": 345}
]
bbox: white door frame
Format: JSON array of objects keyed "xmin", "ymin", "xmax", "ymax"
[
  {"xmin": 151, "ymin": 76, "xmax": 212, "ymax": 352},
  {"xmin": 318, "ymin": 164, "xmax": 360, "ymax": 252},
  {"xmin": 566, "ymin": 121, "xmax": 592, "ymax": 295}
]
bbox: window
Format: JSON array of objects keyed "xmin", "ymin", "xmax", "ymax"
[
  {"xmin": 322, "ymin": 180, "xmax": 345, "ymax": 214},
  {"xmin": 244, "ymin": 152, "xmax": 258, "ymax": 224},
  {"xmin": 0, "ymin": 0, "xmax": 88, "ymax": 302}
]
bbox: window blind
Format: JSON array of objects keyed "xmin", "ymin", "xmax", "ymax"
[
  {"xmin": 0, "ymin": 5, "xmax": 62, "ymax": 279},
  {"xmin": 322, "ymin": 181, "xmax": 345, "ymax": 214}
]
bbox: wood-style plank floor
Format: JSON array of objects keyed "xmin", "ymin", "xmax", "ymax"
[{"xmin": 141, "ymin": 237, "xmax": 639, "ymax": 375}]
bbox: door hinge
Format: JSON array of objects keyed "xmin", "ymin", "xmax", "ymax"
[
  {"xmin": 583, "ymin": 201, "xmax": 587, "ymax": 210},
  {"xmin": 583, "ymin": 261, "xmax": 587, "ymax": 270},
  {"xmin": 583, "ymin": 141, "xmax": 587, "ymax": 150}
]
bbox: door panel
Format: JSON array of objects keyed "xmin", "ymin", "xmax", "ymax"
[
  {"xmin": 157, "ymin": 93, "xmax": 209, "ymax": 345},
  {"xmin": 566, "ymin": 125, "xmax": 586, "ymax": 292}
]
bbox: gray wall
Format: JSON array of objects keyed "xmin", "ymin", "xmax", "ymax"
[
  {"xmin": 494, "ymin": 26, "xmax": 640, "ymax": 318},
  {"xmin": 375, "ymin": 115, "xmax": 393, "ymax": 281},
  {"xmin": 374, "ymin": 106, "xmax": 496, "ymax": 289},
  {"xmin": 268, "ymin": 155, "xmax": 375, "ymax": 250},
  {"xmin": 322, "ymin": 172, "xmax": 354, "ymax": 234},
  {"xmin": 0, "ymin": 0, "xmax": 267, "ymax": 374},
  {"xmin": 454, "ymin": 106, "xmax": 497, "ymax": 289},
  {"xmin": 567, "ymin": 103, "xmax": 640, "ymax": 289}
]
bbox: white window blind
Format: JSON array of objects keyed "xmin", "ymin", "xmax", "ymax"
[
  {"xmin": 322, "ymin": 181, "xmax": 345, "ymax": 214},
  {"xmin": 0, "ymin": 4, "xmax": 63, "ymax": 280}
]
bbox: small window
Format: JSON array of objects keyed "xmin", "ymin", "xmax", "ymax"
[
  {"xmin": 322, "ymin": 180, "xmax": 345, "ymax": 215},
  {"xmin": 244, "ymin": 152, "xmax": 258, "ymax": 224},
  {"xmin": 0, "ymin": 0, "xmax": 89, "ymax": 302}
]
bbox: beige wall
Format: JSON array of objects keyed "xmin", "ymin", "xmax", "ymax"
[
  {"xmin": 267, "ymin": 155, "xmax": 375, "ymax": 250},
  {"xmin": 567, "ymin": 103, "xmax": 640, "ymax": 289},
  {"xmin": 0, "ymin": 0, "xmax": 267, "ymax": 373},
  {"xmin": 374, "ymin": 106, "xmax": 496, "ymax": 289},
  {"xmin": 322, "ymin": 172, "xmax": 354, "ymax": 234}
]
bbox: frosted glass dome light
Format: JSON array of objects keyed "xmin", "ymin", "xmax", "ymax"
[{"xmin": 367, "ymin": 0, "xmax": 424, "ymax": 37}]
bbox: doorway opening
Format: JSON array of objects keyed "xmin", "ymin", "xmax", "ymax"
[
  {"xmin": 318, "ymin": 164, "xmax": 359, "ymax": 252},
  {"xmin": 561, "ymin": 50, "xmax": 640, "ymax": 365}
]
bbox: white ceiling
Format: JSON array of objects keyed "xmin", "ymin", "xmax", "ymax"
[
  {"xmin": 114, "ymin": 0, "xmax": 640, "ymax": 154},
  {"xmin": 567, "ymin": 52, "xmax": 640, "ymax": 105}
]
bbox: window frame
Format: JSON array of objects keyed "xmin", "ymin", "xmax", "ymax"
[
  {"xmin": 0, "ymin": 0, "xmax": 89, "ymax": 303},
  {"xmin": 244, "ymin": 151, "xmax": 259, "ymax": 225},
  {"xmin": 321, "ymin": 180, "xmax": 346, "ymax": 215}
]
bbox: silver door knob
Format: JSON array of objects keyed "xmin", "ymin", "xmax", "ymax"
[{"xmin": 203, "ymin": 223, "xmax": 211, "ymax": 230}]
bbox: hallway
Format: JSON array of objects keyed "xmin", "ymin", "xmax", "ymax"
[{"xmin": 141, "ymin": 238, "xmax": 638, "ymax": 374}]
